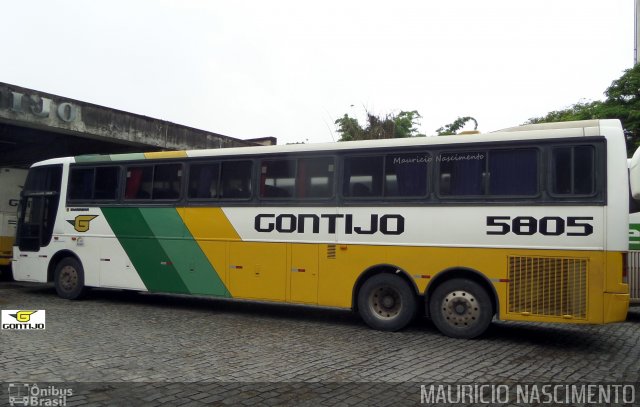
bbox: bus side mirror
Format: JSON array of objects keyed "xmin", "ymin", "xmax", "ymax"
[{"xmin": 630, "ymin": 148, "xmax": 640, "ymax": 200}]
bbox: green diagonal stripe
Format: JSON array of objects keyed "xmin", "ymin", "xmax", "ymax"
[
  {"xmin": 139, "ymin": 208, "xmax": 229, "ymax": 297},
  {"xmin": 75, "ymin": 154, "xmax": 112, "ymax": 163},
  {"xmin": 101, "ymin": 207, "xmax": 189, "ymax": 293}
]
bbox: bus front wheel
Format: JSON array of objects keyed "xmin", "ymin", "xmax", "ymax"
[
  {"xmin": 54, "ymin": 257, "xmax": 86, "ymax": 300},
  {"xmin": 357, "ymin": 273, "xmax": 417, "ymax": 331},
  {"xmin": 429, "ymin": 278, "xmax": 493, "ymax": 339}
]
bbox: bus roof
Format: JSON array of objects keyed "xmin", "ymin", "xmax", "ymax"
[{"xmin": 31, "ymin": 119, "xmax": 621, "ymax": 167}]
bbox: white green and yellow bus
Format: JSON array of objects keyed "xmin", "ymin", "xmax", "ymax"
[
  {"xmin": 0, "ymin": 167, "xmax": 27, "ymax": 278},
  {"xmin": 12, "ymin": 119, "xmax": 631, "ymax": 338}
]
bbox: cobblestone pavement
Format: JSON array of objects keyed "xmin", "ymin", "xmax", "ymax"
[{"xmin": 0, "ymin": 281, "xmax": 639, "ymax": 406}]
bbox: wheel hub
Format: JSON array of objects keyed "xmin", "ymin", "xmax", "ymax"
[
  {"xmin": 382, "ymin": 295, "xmax": 395, "ymax": 308},
  {"xmin": 441, "ymin": 290, "xmax": 480, "ymax": 327},
  {"xmin": 370, "ymin": 286, "xmax": 402, "ymax": 320},
  {"xmin": 60, "ymin": 265, "xmax": 78, "ymax": 291}
]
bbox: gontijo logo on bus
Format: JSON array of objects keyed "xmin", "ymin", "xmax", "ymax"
[
  {"xmin": 66, "ymin": 215, "xmax": 98, "ymax": 232},
  {"xmin": 254, "ymin": 213, "xmax": 405, "ymax": 235}
]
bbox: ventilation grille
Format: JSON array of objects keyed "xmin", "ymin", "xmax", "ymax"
[
  {"xmin": 508, "ymin": 256, "xmax": 587, "ymax": 319},
  {"xmin": 327, "ymin": 244, "xmax": 336, "ymax": 259}
]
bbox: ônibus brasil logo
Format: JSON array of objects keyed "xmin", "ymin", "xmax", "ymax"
[
  {"xmin": 1, "ymin": 310, "xmax": 46, "ymax": 330},
  {"xmin": 7, "ymin": 383, "xmax": 72, "ymax": 406}
]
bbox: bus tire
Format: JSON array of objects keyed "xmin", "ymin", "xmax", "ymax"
[
  {"xmin": 357, "ymin": 273, "xmax": 416, "ymax": 331},
  {"xmin": 429, "ymin": 278, "xmax": 493, "ymax": 339},
  {"xmin": 54, "ymin": 257, "xmax": 86, "ymax": 300}
]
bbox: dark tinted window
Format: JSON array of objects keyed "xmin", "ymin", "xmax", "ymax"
[
  {"xmin": 68, "ymin": 168, "xmax": 94, "ymax": 200},
  {"xmin": 125, "ymin": 166, "xmax": 153, "ymax": 200},
  {"xmin": 152, "ymin": 164, "xmax": 182, "ymax": 199},
  {"xmin": 439, "ymin": 149, "xmax": 538, "ymax": 197},
  {"xmin": 124, "ymin": 164, "xmax": 181, "ymax": 200},
  {"xmin": 94, "ymin": 167, "xmax": 120, "ymax": 200},
  {"xmin": 439, "ymin": 152, "xmax": 486, "ymax": 195},
  {"xmin": 385, "ymin": 153, "xmax": 428, "ymax": 197},
  {"xmin": 343, "ymin": 156, "xmax": 383, "ymax": 198},
  {"xmin": 260, "ymin": 159, "xmax": 296, "ymax": 198},
  {"xmin": 574, "ymin": 146, "xmax": 595, "ymax": 194},
  {"xmin": 69, "ymin": 166, "xmax": 120, "ymax": 201},
  {"xmin": 24, "ymin": 165, "xmax": 62, "ymax": 193},
  {"xmin": 220, "ymin": 161, "xmax": 252, "ymax": 199},
  {"xmin": 260, "ymin": 157, "xmax": 335, "ymax": 199},
  {"xmin": 343, "ymin": 154, "xmax": 429, "ymax": 199},
  {"xmin": 552, "ymin": 146, "xmax": 595, "ymax": 195},
  {"xmin": 189, "ymin": 163, "xmax": 220, "ymax": 199},
  {"xmin": 18, "ymin": 165, "xmax": 62, "ymax": 250},
  {"xmin": 488, "ymin": 149, "xmax": 538, "ymax": 196},
  {"xmin": 297, "ymin": 157, "xmax": 334, "ymax": 199}
]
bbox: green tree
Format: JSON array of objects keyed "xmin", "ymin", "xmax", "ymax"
[
  {"xmin": 335, "ymin": 110, "xmax": 425, "ymax": 141},
  {"xmin": 527, "ymin": 64, "xmax": 640, "ymax": 154},
  {"xmin": 436, "ymin": 116, "xmax": 478, "ymax": 136},
  {"xmin": 526, "ymin": 100, "xmax": 606, "ymax": 123}
]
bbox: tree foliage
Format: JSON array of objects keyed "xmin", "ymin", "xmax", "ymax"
[
  {"xmin": 527, "ymin": 64, "xmax": 640, "ymax": 154},
  {"xmin": 334, "ymin": 110, "xmax": 425, "ymax": 141},
  {"xmin": 435, "ymin": 116, "xmax": 478, "ymax": 136}
]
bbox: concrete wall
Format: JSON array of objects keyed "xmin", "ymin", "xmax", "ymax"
[{"xmin": 0, "ymin": 82, "xmax": 257, "ymax": 151}]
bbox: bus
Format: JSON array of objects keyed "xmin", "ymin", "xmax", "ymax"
[
  {"xmin": 12, "ymin": 119, "xmax": 631, "ymax": 338},
  {"xmin": 0, "ymin": 168, "xmax": 27, "ymax": 279}
]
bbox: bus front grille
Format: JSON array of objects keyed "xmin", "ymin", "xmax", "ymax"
[{"xmin": 507, "ymin": 256, "xmax": 588, "ymax": 319}]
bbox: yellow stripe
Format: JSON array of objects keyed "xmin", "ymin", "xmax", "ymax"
[
  {"xmin": 180, "ymin": 208, "xmax": 240, "ymax": 241},
  {"xmin": 144, "ymin": 151, "xmax": 187, "ymax": 159}
]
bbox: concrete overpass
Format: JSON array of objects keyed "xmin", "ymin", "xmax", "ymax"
[{"xmin": 0, "ymin": 82, "xmax": 268, "ymax": 168}]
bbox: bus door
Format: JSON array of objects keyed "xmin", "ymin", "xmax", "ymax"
[{"xmin": 15, "ymin": 165, "xmax": 62, "ymax": 252}]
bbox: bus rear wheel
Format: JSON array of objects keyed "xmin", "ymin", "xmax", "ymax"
[
  {"xmin": 358, "ymin": 273, "xmax": 417, "ymax": 331},
  {"xmin": 54, "ymin": 257, "xmax": 86, "ymax": 300},
  {"xmin": 429, "ymin": 278, "xmax": 493, "ymax": 339}
]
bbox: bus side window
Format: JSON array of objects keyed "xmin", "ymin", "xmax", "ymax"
[
  {"xmin": 343, "ymin": 156, "xmax": 383, "ymax": 198},
  {"xmin": 488, "ymin": 149, "xmax": 538, "ymax": 196},
  {"xmin": 189, "ymin": 163, "xmax": 220, "ymax": 199},
  {"xmin": 68, "ymin": 168, "xmax": 94, "ymax": 200},
  {"xmin": 438, "ymin": 152, "xmax": 485, "ymax": 196},
  {"xmin": 297, "ymin": 157, "xmax": 334, "ymax": 199},
  {"xmin": 94, "ymin": 167, "xmax": 120, "ymax": 200},
  {"xmin": 385, "ymin": 153, "xmax": 428, "ymax": 197},
  {"xmin": 69, "ymin": 166, "xmax": 120, "ymax": 201},
  {"xmin": 260, "ymin": 159, "xmax": 295, "ymax": 198},
  {"xmin": 551, "ymin": 146, "xmax": 595, "ymax": 196},
  {"xmin": 125, "ymin": 167, "xmax": 152, "ymax": 200},
  {"xmin": 152, "ymin": 164, "xmax": 182, "ymax": 200},
  {"xmin": 220, "ymin": 161, "xmax": 252, "ymax": 199}
]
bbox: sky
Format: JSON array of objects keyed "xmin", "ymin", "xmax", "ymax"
[{"xmin": 1, "ymin": 0, "xmax": 635, "ymax": 145}]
